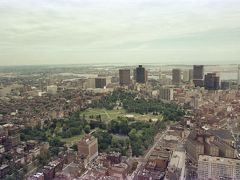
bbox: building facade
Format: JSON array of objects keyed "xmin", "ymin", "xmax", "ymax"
[
  {"xmin": 95, "ymin": 78, "xmax": 106, "ymax": 88},
  {"xmin": 221, "ymin": 81, "xmax": 230, "ymax": 90},
  {"xmin": 47, "ymin": 85, "xmax": 58, "ymax": 94},
  {"xmin": 197, "ymin": 155, "xmax": 240, "ymax": 180},
  {"xmin": 159, "ymin": 88, "xmax": 173, "ymax": 101},
  {"xmin": 183, "ymin": 70, "xmax": 190, "ymax": 82},
  {"xmin": 119, "ymin": 69, "xmax": 131, "ymax": 86},
  {"xmin": 136, "ymin": 65, "xmax": 147, "ymax": 84},
  {"xmin": 165, "ymin": 151, "xmax": 186, "ymax": 180},
  {"xmin": 204, "ymin": 73, "xmax": 220, "ymax": 90},
  {"xmin": 193, "ymin": 65, "xmax": 204, "ymax": 87},
  {"xmin": 172, "ymin": 69, "xmax": 181, "ymax": 85},
  {"xmin": 193, "ymin": 65, "xmax": 204, "ymax": 80},
  {"xmin": 78, "ymin": 135, "xmax": 98, "ymax": 163}
]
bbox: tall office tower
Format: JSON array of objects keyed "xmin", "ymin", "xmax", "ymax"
[
  {"xmin": 159, "ymin": 87, "xmax": 173, "ymax": 101},
  {"xmin": 78, "ymin": 135, "xmax": 98, "ymax": 163},
  {"xmin": 136, "ymin": 65, "xmax": 147, "ymax": 84},
  {"xmin": 95, "ymin": 78, "xmax": 106, "ymax": 88},
  {"xmin": 119, "ymin": 69, "xmax": 131, "ymax": 86},
  {"xmin": 133, "ymin": 69, "xmax": 136, "ymax": 81},
  {"xmin": 183, "ymin": 70, "xmax": 190, "ymax": 82},
  {"xmin": 193, "ymin": 65, "xmax": 204, "ymax": 79},
  {"xmin": 189, "ymin": 69, "xmax": 193, "ymax": 82},
  {"xmin": 193, "ymin": 65, "xmax": 204, "ymax": 87},
  {"xmin": 197, "ymin": 155, "xmax": 240, "ymax": 180},
  {"xmin": 145, "ymin": 70, "xmax": 148, "ymax": 82},
  {"xmin": 172, "ymin": 69, "xmax": 181, "ymax": 85},
  {"xmin": 204, "ymin": 73, "xmax": 220, "ymax": 90}
]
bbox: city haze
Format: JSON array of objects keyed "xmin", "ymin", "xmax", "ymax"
[{"xmin": 0, "ymin": 0, "xmax": 240, "ymax": 66}]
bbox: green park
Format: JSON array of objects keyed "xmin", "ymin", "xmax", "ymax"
[{"xmin": 20, "ymin": 90, "xmax": 185, "ymax": 161}]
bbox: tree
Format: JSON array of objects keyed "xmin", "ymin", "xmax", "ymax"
[
  {"xmin": 4, "ymin": 153, "xmax": 13, "ymax": 161},
  {"xmin": 4, "ymin": 176, "xmax": 15, "ymax": 180},
  {"xmin": 23, "ymin": 166, "xmax": 28, "ymax": 174},
  {"xmin": 118, "ymin": 119, "xmax": 129, "ymax": 135},
  {"xmin": 93, "ymin": 130, "xmax": 112, "ymax": 152},
  {"xmin": 50, "ymin": 147, "xmax": 60, "ymax": 156},
  {"xmin": 37, "ymin": 152, "xmax": 50, "ymax": 166},
  {"xmin": 84, "ymin": 125, "xmax": 90, "ymax": 134},
  {"xmin": 49, "ymin": 137, "xmax": 64, "ymax": 147},
  {"xmin": 71, "ymin": 144, "xmax": 78, "ymax": 151}
]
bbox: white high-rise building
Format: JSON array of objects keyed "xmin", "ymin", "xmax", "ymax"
[
  {"xmin": 189, "ymin": 69, "xmax": 193, "ymax": 82},
  {"xmin": 197, "ymin": 155, "xmax": 240, "ymax": 180},
  {"xmin": 183, "ymin": 70, "xmax": 190, "ymax": 82}
]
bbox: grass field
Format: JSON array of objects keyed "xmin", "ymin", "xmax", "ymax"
[{"xmin": 80, "ymin": 108, "xmax": 163, "ymax": 122}]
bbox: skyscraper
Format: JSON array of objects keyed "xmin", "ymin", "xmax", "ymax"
[
  {"xmin": 193, "ymin": 65, "xmax": 204, "ymax": 79},
  {"xmin": 193, "ymin": 65, "xmax": 204, "ymax": 87},
  {"xmin": 95, "ymin": 78, "xmax": 106, "ymax": 88},
  {"xmin": 172, "ymin": 69, "xmax": 181, "ymax": 85},
  {"xmin": 189, "ymin": 69, "xmax": 193, "ymax": 82},
  {"xmin": 204, "ymin": 73, "xmax": 220, "ymax": 90},
  {"xmin": 183, "ymin": 70, "xmax": 190, "ymax": 82},
  {"xmin": 136, "ymin": 65, "xmax": 147, "ymax": 84},
  {"xmin": 119, "ymin": 69, "xmax": 131, "ymax": 86}
]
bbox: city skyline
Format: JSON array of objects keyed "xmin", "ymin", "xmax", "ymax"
[
  {"xmin": 1, "ymin": 1, "xmax": 240, "ymax": 178},
  {"xmin": 0, "ymin": 0, "xmax": 240, "ymax": 66}
]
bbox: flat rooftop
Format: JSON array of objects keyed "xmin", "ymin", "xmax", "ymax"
[
  {"xmin": 199, "ymin": 155, "xmax": 240, "ymax": 165},
  {"xmin": 168, "ymin": 151, "xmax": 186, "ymax": 169}
]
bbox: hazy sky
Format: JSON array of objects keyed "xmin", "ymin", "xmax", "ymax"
[{"xmin": 0, "ymin": 0, "xmax": 240, "ymax": 65}]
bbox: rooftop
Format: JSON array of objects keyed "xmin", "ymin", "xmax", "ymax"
[
  {"xmin": 168, "ymin": 151, "xmax": 186, "ymax": 169},
  {"xmin": 199, "ymin": 155, "xmax": 240, "ymax": 165},
  {"xmin": 208, "ymin": 129, "xmax": 234, "ymax": 141}
]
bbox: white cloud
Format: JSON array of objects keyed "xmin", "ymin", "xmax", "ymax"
[{"xmin": 0, "ymin": 0, "xmax": 240, "ymax": 65}]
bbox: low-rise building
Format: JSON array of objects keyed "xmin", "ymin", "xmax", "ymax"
[
  {"xmin": 165, "ymin": 150, "xmax": 186, "ymax": 180},
  {"xmin": 0, "ymin": 165, "xmax": 10, "ymax": 179}
]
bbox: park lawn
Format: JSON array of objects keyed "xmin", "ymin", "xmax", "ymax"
[
  {"xmin": 61, "ymin": 134, "xmax": 84, "ymax": 145},
  {"xmin": 112, "ymin": 134, "xmax": 129, "ymax": 140},
  {"xmin": 80, "ymin": 108, "xmax": 163, "ymax": 122},
  {"xmin": 80, "ymin": 108, "xmax": 127, "ymax": 121}
]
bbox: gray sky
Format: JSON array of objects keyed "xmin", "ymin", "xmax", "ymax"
[{"xmin": 0, "ymin": 0, "xmax": 240, "ymax": 65}]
